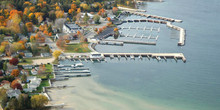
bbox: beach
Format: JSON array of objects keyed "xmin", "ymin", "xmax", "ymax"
[{"xmin": 48, "ymin": 77, "xmax": 179, "ymax": 110}]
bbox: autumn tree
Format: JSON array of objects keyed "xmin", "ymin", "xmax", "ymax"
[
  {"xmin": 93, "ymin": 15, "xmax": 100, "ymax": 24},
  {"xmin": 26, "ymin": 22, "xmax": 33, "ymax": 32},
  {"xmin": 53, "ymin": 50, "xmax": 62, "ymax": 59},
  {"xmin": 107, "ymin": 17, "xmax": 111, "ymax": 21},
  {"xmin": 31, "ymin": 94, "xmax": 49, "ymax": 109},
  {"xmin": 9, "ymin": 58, "xmax": 19, "ymax": 66},
  {"xmin": 98, "ymin": 8, "xmax": 106, "ymax": 18},
  {"xmin": 11, "ymin": 69, "xmax": 20, "ymax": 77},
  {"xmin": 37, "ymin": 65, "xmax": 46, "ymax": 74},
  {"xmin": 112, "ymin": 7, "xmax": 118, "ymax": 15},
  {"xmin": 114, "ymin": 28, "xmax": 119, "ymax": 39}
]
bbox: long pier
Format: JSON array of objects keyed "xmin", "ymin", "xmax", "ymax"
[
  {"xmin": 122, "ymin": 19, "xmax": 167, "ymax": 24},
  {"xmin": 167, "ymin": 22, "xmax": 186, "ymax": 46},
  {"xmin": 102, "ymin": 53, "xmax": 186, "ymax": 62},
  {"xmin": 102, "ymin": 39, "xmax": 156, "ymax": 45},
  {"xmin": 118, "ymin": 26, "xmax": 160, "ymax": 32},
  {"xmin": 120, "ymin": 34, "xmax": 159, "ymax": 40},
  {"xmin": 124, "ymin": 11, "xmax": 182, "ymax": 23},
  {"xmin": 118, "ymin": 6, "xmax": 146, "ymax": 12}
]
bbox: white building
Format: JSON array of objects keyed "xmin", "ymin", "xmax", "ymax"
[
  {"xmin": 23, "ymin": 76, "xmax": 41, "ymax": 92},
  {"xmin": 63, "ymin": 23, "xmax": 82, "ymax": 33}
]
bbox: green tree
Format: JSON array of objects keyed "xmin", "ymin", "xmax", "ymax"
[
  {"xmin": 18, "ymin": 94, "xmax": 25, "ymax": 110},
  {"xmin": 47, "ymin": 24, "xmax": 53, "ymax": 33},
  {"xmin": 31, "ymin": 94, "xmax": 49, "ymax": 109},
  {"xmin": 22, "ymin": 25, "xmax": 28, "ymax": 37},
  {"xmin": 8, "ymin": 98, "xmax": 19, "ymax": 110},
  {"xmin": 3, "ymin": 61, "xmax": 7, "ymax": 72},
  {"xmin": 93, "ymin": 15, "xmax": 100, "ymax": 24},
  {"xmin": 83, "ymin": 13, "xmax": 90, "ymax": 24},
  {"xmin": 49, "ymin": 12, "xmax": 56, "ymax": 23},
  {"xmin": 1, "ymin": 95, "xmax": 8, "ymax": 109},
  {"xmin": 21, "ymin": 74, "xmax": 27, "ymax": 83}
]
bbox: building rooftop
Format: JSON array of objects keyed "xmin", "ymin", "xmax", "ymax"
[{"xmin": 65, "ymin": 23, "xmax": 81, "ymax": 30}]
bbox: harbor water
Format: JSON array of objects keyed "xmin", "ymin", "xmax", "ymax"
[{"xmin": 52, "ymin": 0, "xmax": 220, "ymax": 110}]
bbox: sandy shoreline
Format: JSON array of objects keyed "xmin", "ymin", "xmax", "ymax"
[{"xmin": 47, "ymin": 77, "xmax": 177, "ymax": 110}]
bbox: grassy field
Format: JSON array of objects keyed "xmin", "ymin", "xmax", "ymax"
[
  {"xmin": 45, "ymin": 64, "xmax": 53, "ymax": 73},
  {"xmin": 64, "ymin": 43, "xmax": 91, "ymax": 53}
]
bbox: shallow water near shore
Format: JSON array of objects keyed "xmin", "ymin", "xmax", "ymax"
[{"xmin": 49, "ymin": 0, "xmax": 220, "ymax": 110}]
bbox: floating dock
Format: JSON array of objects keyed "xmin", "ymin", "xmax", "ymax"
[
  {"xmin": 56, "ymin": 73, "xmax": 91, "ymax": 77},
  {"xmin": 101, "ymin": 39, "xmax": 156, "ymax": 45}
]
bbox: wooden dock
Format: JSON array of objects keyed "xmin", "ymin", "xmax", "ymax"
[
  {"xmin": 124, "ymin": 11, "xmax": 182, "ymax": 23},
  {"xmin": 122, "ymin": 19, "xmax": 167, "ymax": 24},
  {"xmin": 102, "ymin": 53, "xmax": 186, "ymax": 62},
  {"xmin": 167, "ymin": 22, "xmax": 186, "ymax": 46},
  {"xmin": 118, "ymin": 26, "xmax": 160, "ymax": 32},
  {"xmin": 102, "ymin": 39, "xmax": 156, "ymax": 45}
]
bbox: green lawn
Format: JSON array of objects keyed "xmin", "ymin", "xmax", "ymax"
[
  {"xmin": 45, "ymin": 64, "xmax": 52, "ymax": 73},
  {"xmin": 18, "ymin": 58, "xmax": 34, "ymax": 65},
  {"xmin": 64, "ymin": 43, "xmax": 91, "ymax": 53}
]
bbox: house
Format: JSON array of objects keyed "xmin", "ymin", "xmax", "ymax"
[
  {"xmin": 20, "ymin": 69, "xmax": 28, "ymax": 75},
  {"xmin": 7, "ymin": 89, "xmax": 21, "ymax": 98},
  {"xmin": 0, "ymin": 80, "xmax": 11, "ymax": 89},
  {"xmin": 41, "ymin": 53, "xmax": 52, "ymax": 57},
  {"xmin": 22, "ymin": 65, "xmax": 34, "ymax": 69},
  {"xmin": 63, "ymin": 23, "xmax": 82, "ymax": 33},
  {"xmin": 23, "ymin": 76, "xmax": 41, "ymax": 92},
  {"xmin": 31, "ymin": 69, "xmax": 37, "ymax": 75},
  {"xmin": 24, "ymin": 52, "xmax": 33, "ymax": 58}
]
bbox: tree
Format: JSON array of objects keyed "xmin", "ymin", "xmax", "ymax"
[
  {"xmin": 37, "ymin": 65, "xmax": 46, "ymax": 74},
  {"xmin": 0, "ymin": 88, "xmax": 7, "ymax": 101},
  {"xmin": 112, "ymin": 7, "xmax": 118, "ymax": 15},
  {"xmin": 49, "ymin": 12, "xmax": 56, "ymax": 23},
  {"xmin": 53, "ymin": 50, "xmax": 62, "ymax": 59},
  {"xmin": 107, "ymin": 17, "xmax": 111, "ymax": 21},
  {"xmin": 21, "ymin": 74, "xmax": 27, "ymax": 83},
  {"xmin": 83, "ymin": 13, "xmax": 90, "ymax": 24},
  {"xmin": 8, "ymin": 98, "xmax": 19, "ymax": 110},
  {"xmin": 11, "ymin": 82, "xmax": 23, "ymax": 90},
  {"xmin": 11, "ymin": 69, "xmax": 20, "ymax": 77},
  {"xmin": 93, "ymin": 15, "xmax": 100, "ymax": 24},
  {"xmin": 47, "ymin": 24, "xmax": 53, "ymax": 33},
  {"xmin": 25, "ymin": 22, "xmax": 33, "ymax": 32},
  {"xmin": 31, "ymin": 94, "xmax": 49, "ymax": 109},
  {"xmin": 1, "ymin": 95, "xmax": 9, "ymax": 109},
  {"xmin": 114, "ymin": 28, "xmax": 119, "ymax": 39},
  {"xmin": 18, "ymin": 94, "xmax": 25, "ymax": 110},
  {"xmin": 9, "ymin": 58, "xmax": 19, "ymax": 66}
]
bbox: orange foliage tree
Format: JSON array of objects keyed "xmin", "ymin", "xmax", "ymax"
[
  {"xmin": 11, "ymin": 69, "xmax": 20, "ymax": 77},
  {"xmin": 26, "ymin": 22, "xmax": 33, "ymax": 32},
  {"xmin": 112, "ymin": 7, "xmax": 118, "ymax": 15}
]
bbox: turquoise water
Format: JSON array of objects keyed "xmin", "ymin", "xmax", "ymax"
[{"xmin": 61, "ymin": 0, "xmax": 220, "ymax": 110}]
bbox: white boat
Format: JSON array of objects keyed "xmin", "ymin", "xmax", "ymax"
[
  {"xmin": 130, "ymin": 55, "xmax": 135, "ymax": 59},
  {"xmin": 75, "ymin": 63, "xmax": 84, "ymax": 67},
  {"xmin": 157, "ymin": 57, "xmax": 161, "ymax": 61},
  {"xmin": 57, "ymin": 65, "xmax": 64, "ymax": 68}
]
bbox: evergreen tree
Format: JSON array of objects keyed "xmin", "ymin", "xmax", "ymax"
[
  {"xmin": 1, "ymin": 95, "xmax": 8, "ymax": 109},
  {"xmin": 47, "ymin": 24, "xmax": 53, "ymax": 33},
  {"xmin": 22, "ymin": 25, "xmax": 28, "ymax": 37}
]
